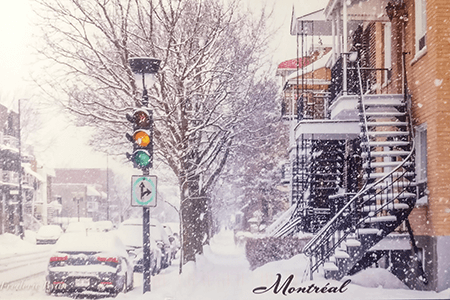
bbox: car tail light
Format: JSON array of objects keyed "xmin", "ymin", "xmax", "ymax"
[
  {"xmin": 97, "ymin": 257, "xmax": 119, "ymax": 263},
  {"xmin": 100, "ymin": 281, "xmax": 112, "ymax": 285},
  {"xmin": 50, "ymin": 256, "xmax": 68, "ymax": 262}
]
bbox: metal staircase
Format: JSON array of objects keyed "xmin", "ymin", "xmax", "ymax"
[
  {"xmin": 271, "ymin": 139, "xmax": 346, "ymax": 237},
  {"xmin": 302, "ymin": 64, "xmax": 416, "ymax": 279}
]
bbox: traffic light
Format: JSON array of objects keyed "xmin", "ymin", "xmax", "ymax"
[{"xmin": 126, "ymin": 109, "xmax": 153, "ymax": 169}]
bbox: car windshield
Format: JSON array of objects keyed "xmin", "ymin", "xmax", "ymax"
[
  {"xmin": 38, "ymin": 225, "xmax": 61, "ymax": 235},
  {"xmin": 117, "ymin": 224, "xmax": 143, "ymax": 248},
  {"xmin": 118, "ymin": 218, "xmax": 169, "ymax": 245}
]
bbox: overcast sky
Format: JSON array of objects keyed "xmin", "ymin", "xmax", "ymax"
[{"xmin": 0, "ymin": 0, "xmax": 328, "ymax": 171}]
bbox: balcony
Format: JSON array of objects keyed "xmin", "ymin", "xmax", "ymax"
[
  {"xmin": 1, "ymin": 134, "xmax": 19, "ymax": 153},
  {"xmin": 328, "ymin": 54, "xmax": 399, "ymax": 121},
  {"xmin": 2, "ymin": 170, "xmax": 19, "ymax": 186},
  {"xmin": 280, "ymin": 163, "xmax": 291, "ymax": 185}
]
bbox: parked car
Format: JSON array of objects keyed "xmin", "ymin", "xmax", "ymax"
[
  {"xmin": 163, "ymin": 224, "xmax": 180, "ymax": 260},
  {"xmin": 149, "ymin": 219, "xmax": 173, "ymax": 269},
  {"xmin": 36, "ymin": 225, "xmax": 63, "ymax": 245},
  {"xmin": 65, "ymin": 221, "xmax": 92, "ymax": 234},
  {"xmin": 44, "ymin": 232, "xmax": 134, "ymax": 296},
  {"xmin": 116, "ymin": 218, "xmax": 162, "ymax": 275},
  {"xmin": 93, "ymin": 220, "xmax": 114, "ymax": 232}
]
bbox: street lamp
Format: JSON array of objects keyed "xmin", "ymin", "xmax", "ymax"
[
  {"xmin": 129, "ymin": 57, "xmax": 161, "ymax": 107},
  {"xmin": 128, "ymin": 57, "xmax": 160, "ymax": 294}
]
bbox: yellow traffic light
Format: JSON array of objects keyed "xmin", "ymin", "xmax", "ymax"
[{"xmin": 133, "ymin": 130, "xmax": 150, "ymax": 147}]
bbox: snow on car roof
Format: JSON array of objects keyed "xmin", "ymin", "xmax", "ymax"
[
  {"xmin": 54, "ymin": 232, "xmax": 127, "ymax": 256},
  {"xmin": 118, "ymin": 218, "xmax": 169, "ymax": 245},
  {"xmin": 37, "ymin": 225, "xmax": 62, "ymax": 234}
]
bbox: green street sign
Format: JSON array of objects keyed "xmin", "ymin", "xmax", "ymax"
[{"xmin": 131, "ymin": 175, "xmax": 157, "ymax": 207}]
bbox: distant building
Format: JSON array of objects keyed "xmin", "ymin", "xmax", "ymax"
[
  {"xmin": 0, "ymin": 102, "xmax": 50, "ymax": 234},
  {"xmin": 52, "ymin": 168, "xmax": 110, "ymax": 223}
]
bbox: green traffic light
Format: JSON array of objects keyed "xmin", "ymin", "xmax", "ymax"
[{"xmin": 134, "ymin": 150, "xmax": 151, "ymax": 168}]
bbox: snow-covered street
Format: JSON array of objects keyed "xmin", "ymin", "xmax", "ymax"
[{"xmin": 1, "ymin": 230, "xmax": 449, "ymax": 300}]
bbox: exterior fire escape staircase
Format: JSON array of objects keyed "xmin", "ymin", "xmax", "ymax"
[{"xmin": 302, "ymin": 63, "xmax": 416, "ymax": 279}]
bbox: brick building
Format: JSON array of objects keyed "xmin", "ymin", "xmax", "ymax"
[
  {"xmin": 272, "ymin": 0, "xmax": 450, "ymax": 292},
  {"xmin": 52, "ymin": 168, "xmax": 109, "ymax": 223}
]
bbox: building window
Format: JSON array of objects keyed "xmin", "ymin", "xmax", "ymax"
[
  {"xmin": 415, "ymin": 123, "xmax": 427, "ymax": 183},
  {"xmin": 87, "ymin": 201, "xmax": 98, "ymax": 212},
  {"xmin": 415, "ymin": 0, "xmax": 427, "ymax": 53},
  {"xmin": 384, "ymin": 22, "xmax": 392, "ymax": 84}
]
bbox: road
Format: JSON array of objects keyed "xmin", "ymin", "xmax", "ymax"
[
  {"xmin": 0, "ymin": 243, "xmax": 179, "ymax": 300},
  {"xmin": 0, "ymin": 245, "xmax": 51, "ymax": 299}
]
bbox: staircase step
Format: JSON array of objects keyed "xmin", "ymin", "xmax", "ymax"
[
  {"xmin": 361, "ymin": 150, "xmax": 411, "ymax": 158},
  {"xmin": 364, "ymin": 121, "xmax": 409, "ymax": 127},
  {"xmin": 357, "ymin": 228, "xmax": 381, "ymax": 235},
  {"xmin": 362, "ymin": 203, "xmax": 410, "ymax": 212},
  {"xmin": 362, "ymin": 192, "xmax": 416, "ymax": 202},
  {"xmin": 361, "ymin": 140, "xmax": 410, "ymax": 147},
  {"xmin": 361, "ymin": 97, "xmax": 404, "ymax": 107},
  {"xmin": 367, "ymin": 180, "xmax": 415, "ymax": 189},
  {"xmin": 363, "ymin": 161, "xmax": 413, "ymax": 169},
  {"xmin": 363, "ymin": 171, "xmax": 415, "ymax": 179},
  {"xmin": 364, "ymin": 215, "xmax": 397, "ymax": 223},
  {"xmin": 335, "ymin": 250, "xmax": 350, "ymax": 259},
  {"xmin": 363, "ymin": 111, "xmax": 406, "ymax": 118},
  {"xmin": 365, "ymin": 131, "xmax": 409, "ymax": 137},
  {"xmin": 323, "ymin": 262, "xmax": 339, "ymax": 271},
  {"xmin": 345, "ymin": 239, "xmax": 361, "ymax": 247}
]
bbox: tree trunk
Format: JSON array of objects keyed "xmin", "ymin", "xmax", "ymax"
[{"xmin": 180, "ymin": 174, "xmax": 210, "ymax": 263}]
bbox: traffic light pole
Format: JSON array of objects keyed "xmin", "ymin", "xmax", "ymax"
[
  {"xmin": 142, "ymin": 82, "xmax": 151, "ymax": 293},
  {"xmin": 128, "ymin": 56, "xmax": 161, "ymax": 294},
  {"xmin": 143, "ymin": 168, "xmax": 151, "ymax": 293}
]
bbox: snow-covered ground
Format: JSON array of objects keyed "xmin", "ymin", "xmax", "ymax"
[{"xmin": 1, "ymin": 229, "xmax": 449, "ymax": 300}]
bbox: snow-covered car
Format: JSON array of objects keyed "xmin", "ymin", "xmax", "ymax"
[
  {"xmin": 36, "ymin": 225, "xmax": 63, "ymax": 245},
  {"xmin": 149, "ymin": 219, "xmax": 173, "ymax": 269},
  {"xmin": 93, "ymin": 220, "xmax": 114, "ymax": 232},
  {"xmin": 44, "ymin": 232, "xmax": 134, "ymax": 296},
  {"xmin": 116, "ymin": 218, "xmax": 162, "ymax": 275},
  {"xmin": 65, "ymin": 221, "xmax": 92, "ymax": 234},
  {"xmin": 163, "ymin": 224, "xmax": 180, "ymax": 260}
]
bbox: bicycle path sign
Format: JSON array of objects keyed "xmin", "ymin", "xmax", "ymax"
[{"xmin": 131, "ymin": 175, "xmax": 157, "ymax": 207}]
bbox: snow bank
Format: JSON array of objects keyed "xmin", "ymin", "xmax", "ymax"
[
  {"xmin": 0, "ymin": 233, "xmax": 39, "ymax": 256},
  {"xmin": 343, "ymin": 268, "xmax": 409, "ymax": 289},
  {"xmin": 1, "ymin": 229, "xmax": 449, "ymax": 300}
]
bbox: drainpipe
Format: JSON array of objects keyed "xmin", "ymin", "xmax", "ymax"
[
  {"xmin": 332, "ymin": 13, "xmax": 336, "ymax": 65},
  {"xmin": 342, "ymin": 0, "xmax": 348, "ymax": 95}
]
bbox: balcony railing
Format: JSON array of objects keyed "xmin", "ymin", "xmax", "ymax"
[
  {"xmin": 2, "ymin": 134, "xmax": 19, "ymax": 150},
  {"xmin": 2, "ymin": 170, "xmax": 19, "ymax": 185},
  {"xmin": 329, "ymin": 55, "xmax": 392, "ymax": 108}
]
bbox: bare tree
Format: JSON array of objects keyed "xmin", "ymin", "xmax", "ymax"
[{"xmin": 33, "ymin": 0, "xmax": 276, "ymax": 262}]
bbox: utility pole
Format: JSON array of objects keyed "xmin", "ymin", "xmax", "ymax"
[
  {"xmin": 18, "ymin": 99, "xmax": 24, "ymax": 239},
  {"xmin": 106, "ymin": 154, "xmax": 109, "ymax": 220}
]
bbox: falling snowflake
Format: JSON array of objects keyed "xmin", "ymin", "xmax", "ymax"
[{"xmin": 434, "ymin": 79, "xmax": 443, "ymax": 86}]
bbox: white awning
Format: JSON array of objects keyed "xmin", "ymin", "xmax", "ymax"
[
  {"xmin": 86, "ymin": 185, "xmax": 101, "ymax": 197},
  {"xmin": 23, "ymin": 165, "xmax": 45, "ymax": 182}
]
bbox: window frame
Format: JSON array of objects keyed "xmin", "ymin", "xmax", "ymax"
[
  {"xmin": 415, "ymin": 0, "xmax": 427, "ymax": 55},
  {"xmin": 415, "ymin": 123, "xmax": 427, "ymax": 184},
  {"xmin": 383, "ymin": 22, "xmax": 392, "ymax": 85}
]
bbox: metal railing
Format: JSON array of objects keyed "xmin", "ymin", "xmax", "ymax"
[
  {"xmin": 303, "ymin": 60, "xmax": 415, "ymax": 274},
  {"xmin": 329, "ymin": 54, "xmax": 392, "ymax": 108}
]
